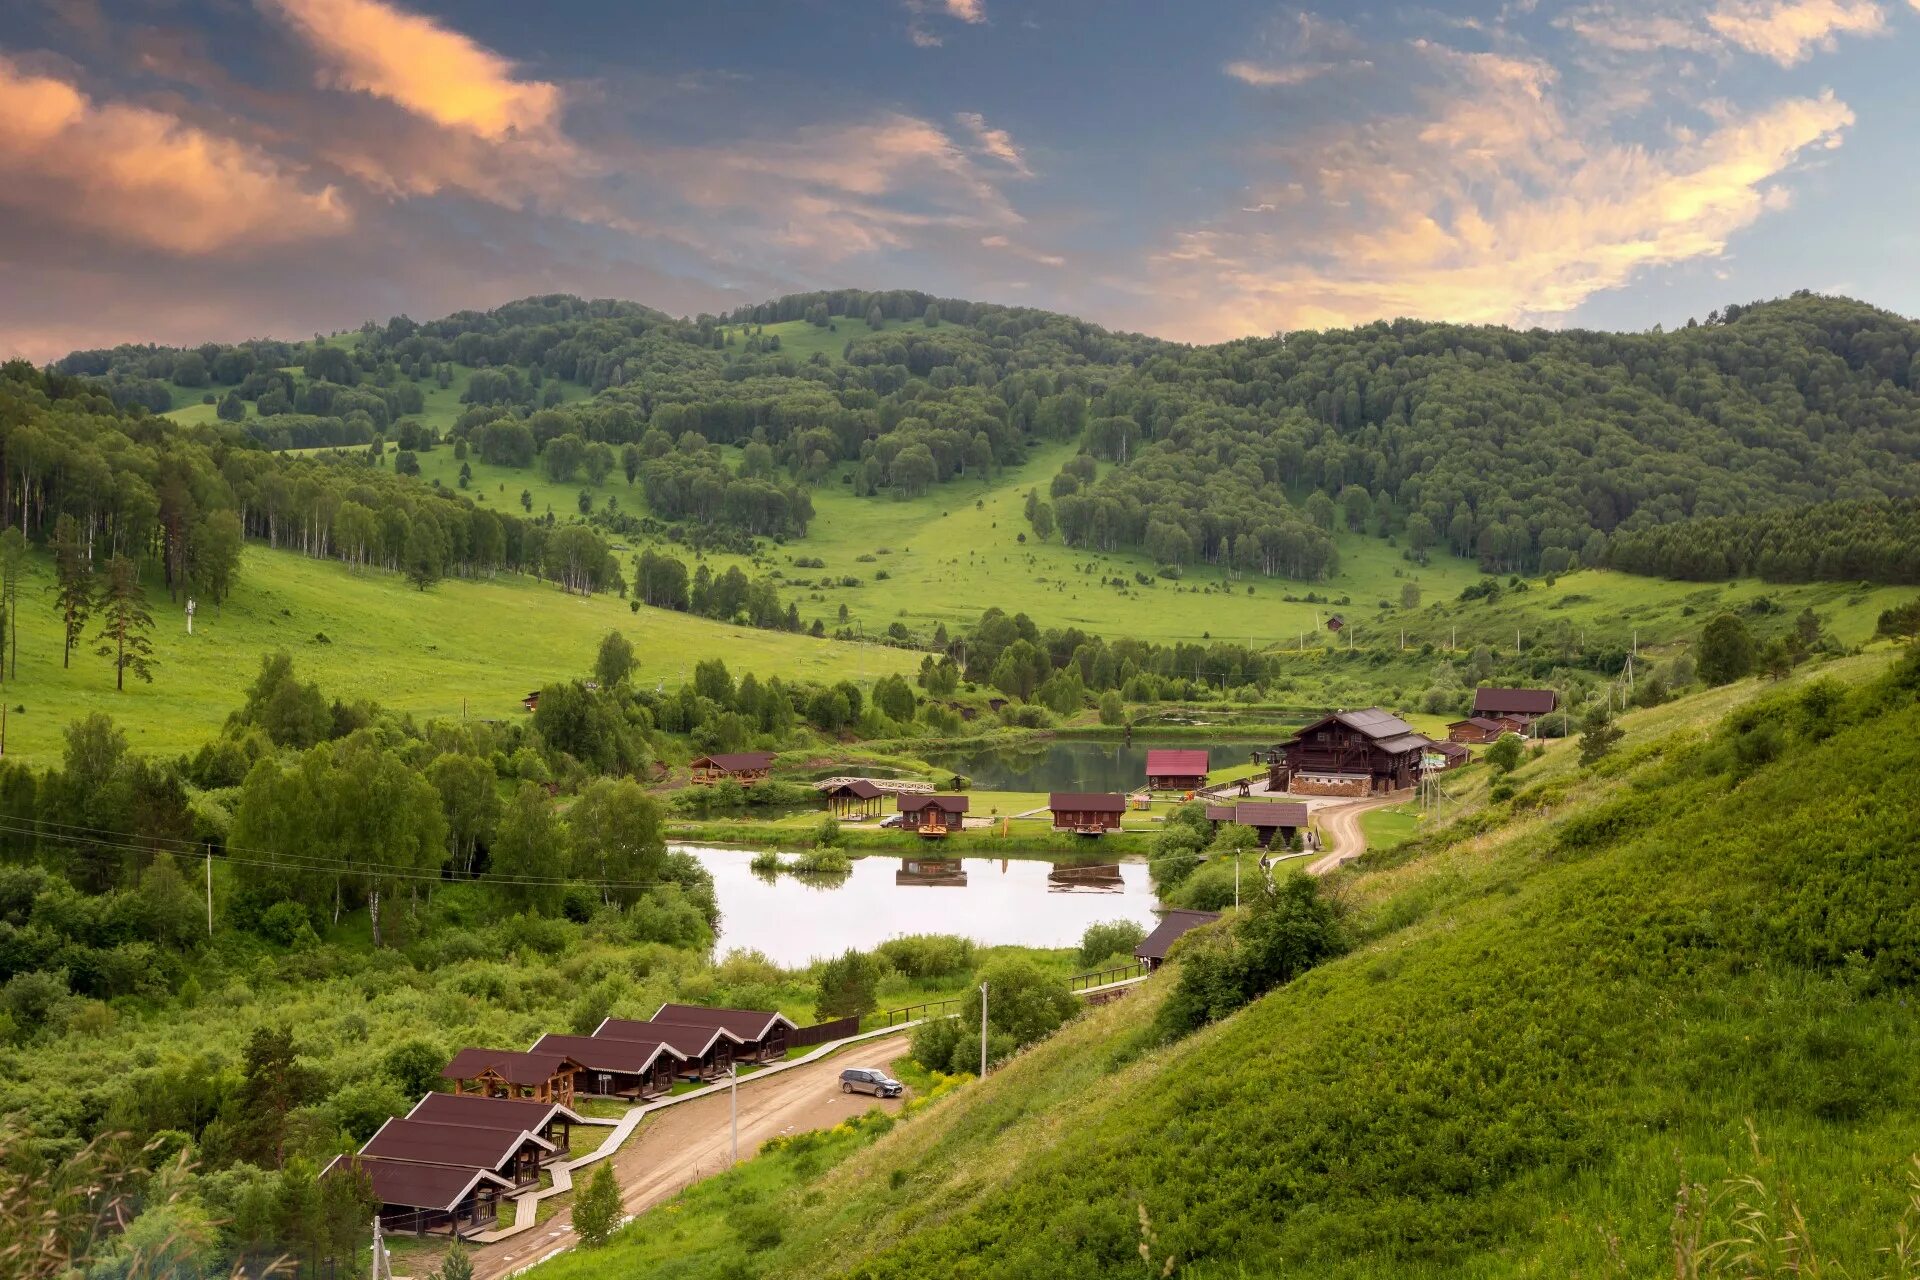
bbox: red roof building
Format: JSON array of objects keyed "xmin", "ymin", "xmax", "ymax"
[{"xmin": 1144, "ymin": 748, "xmax": 1210, "ymax": 790}]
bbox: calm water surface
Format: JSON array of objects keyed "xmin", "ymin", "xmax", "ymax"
[
  {"xmin": 679, "ymin": 845, "xmax": 1163, "ymax": 966},
  {"xmin": 925, "ymin": 738, "xmax": 1274, "ymax": 792}
]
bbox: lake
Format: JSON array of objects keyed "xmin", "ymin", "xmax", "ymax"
[
  {"xmin": 679, "ymin": 845, "xmax": 1163, "ymax": 967},
  {"xmin": 925, "ymin": 738, "xmax": 1275, "ymax": 793}
]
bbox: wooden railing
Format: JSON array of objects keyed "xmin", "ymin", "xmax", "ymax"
[
  {"xmin": 866, "ymin": 997, "xmax": 964, "ymax": 1030},
  {"xmin": 1067, "ymin": 961, "xmax": 1149, "ymax": 993},
  {"xmin": 791, "ymin": 1015, "xmax": 861, "ymax": 1047}
]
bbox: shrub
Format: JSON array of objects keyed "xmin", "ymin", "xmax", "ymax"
[
  {"xmin": 573, "ymin": 1163, "xmax": 621, "ymax": 1248},
  {"xmin": 816, "ymin": 948, "xmax": 886, "ymax": 1020},
  {"xmin": 876, "ymin": 934, "xmax": 976, "ymax": 980},
  {"xmin": 1078, "ymin": 920, "xmax": 1148, "ymax": 968},
  {"xmin": 1155, "ymin": 872, "xmax": 1345, "ymax": 1040}
]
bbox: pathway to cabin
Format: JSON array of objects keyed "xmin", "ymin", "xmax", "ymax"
[{"xmin": 464, "ymin": 1033, "xmax": 910, "ymax": 1279}]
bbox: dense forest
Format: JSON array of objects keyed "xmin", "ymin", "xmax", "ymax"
[
  {"xmin": 52, "ymin": 290, "xmax": 1920, "ymax": 585},
  {"xmin": 1604, "ymin": 496, "xmax": 1920, "ymax": 583}
]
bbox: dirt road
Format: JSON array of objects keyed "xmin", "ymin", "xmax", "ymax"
[
  {"xmin": 1306, "ymin": 795, "xmax": 1400, "ymax": 875},
  {"xmin": 470, "ymin": 1034, "xmax": 911, "ymax": 1279}
]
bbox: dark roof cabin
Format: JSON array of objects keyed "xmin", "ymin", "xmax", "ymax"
[
  {"xmin": 1447, "ymin": 715, "xmax": 1523, "ymax": 744},
  {"xmin": 530, "ymin": 1033, "xmax": 685, "ymax": 1098},
  {"xmin": 360, "ymin": 1117, "xmax": 551, "ymax": 1189},
  {"xmin": 442, "ymin": 1048, "xmax": 582, "ymax": 1106},
  {"xmin": 690, "ymin": 751, "xmax": 775, "ymax": 785},
  {"xmin": 1270, "ymin": 708, "xmax": 1432, "ymax": 796},
  {"xmin": 1144, "ymin": 748, "xmax": 1209, "ymax": 791},
  {"xmin": 1325, "ymin": 614, "xmax": 1345, "ymax": 632},
  {"xmin": 405, "ymin": 1092, "xmax": 583, "ymax": 1161},
  {"xmin": 652, "ymin": 1003, "xmax": 797, "ymax": 1062},
  {"xmin": 1433, "ymin": 740, "xmax": 1471, "ymax": 769},
  {"xmin": 822, "ymin": 778, "xmax": 883, "ymax": 819},
  {"xmin": 1229, "ymin": 801, "xmax": 1310, "ymax": 848},
  {"xmin": 593, "ymin": 1016, "xmax": 747, "ymax": 1077},
  {"xmin": 1135, "ymin": 909, "xmax": 1223, "ymax": 971},
  {"xmin": 897, "ymin": 793, "xmax": 969, "ymax": 838},
  {"xmin": 1049, "ymin": 792, "xmax": 1126, "ymax": 835},
  {"xmin": 324, "ymin": 1153, "xmax": 511, "ymax": 1238},
  {"xmin": 1472, "ymin": 687, "xmax": 1558, "ymax": 722}
]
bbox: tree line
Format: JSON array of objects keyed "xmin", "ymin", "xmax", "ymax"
[{"xmin": 1604, "ymin": 497, "xmax": 1920, "ymax": 583}]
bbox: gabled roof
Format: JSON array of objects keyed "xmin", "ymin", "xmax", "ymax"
[
  {"xmin": 1434, "ymin": 740, "xmax": 1471, "ymax": 758},
  {"xmin": 651, "ymin": 1003, "xmax": 799, "ymax": 1041},
  {"xmin": 1233, "ymin": 802, "xmax": 1310, "ymax": 828},
  {"xmin": 692, "ymin": 751, "xmax": 776, "ymax": 772},
  {"xmin": 1144, "ymin": 748, "xmax": 1209, "ymax": 775},
  {"xmin": 1134, "ymin": 909, "xmax": 1222, "ymax": 962},
  {"xmin": 1284, "ymin": 707, "xmax": 1418, "ymax": 745},
  {"xmin": 592, "ymin": 1016, "xmax": 747, "ymax": 1058},
  {"xmin": 1050, "ymin": 792, "xmax": 1127, "ymax": 812},
  {"xmin": 405, "ymin": 1092, "xmax": 585, "ymax": 1134},
  {"xmin": 1372, "ymin": 732, "xmax": 1434, "ymax": 755},
  {"xmin": 530, "ymin": 1033, "xmax": 686, "ymax": 1074},
  {"xmin": 898, "ymin": 793, "xmax": 969, "ymax": 813},
  {"xmin": 1450, "ymin": 716, "xmax": 1516, "ymax": 732},
  {"xmin": 361, "ymin": 1118, "xmax": 551, "ymax": 1170},
  {"xmin": 1204, "ymin": 803, "xmax": 1239, "ymax": 823},
  {"xmin": 823, "ymin": 778, "xmax": 883, "ymax": 799},
  {"xmin": 442, "ymin": 1048, "xmax": 583, "ymax": 1088},
  {"xmin": 1473, "ymin": 687, "xmax": 1558, "ymax": 715},
  {"xmin": 324, "ymin": 1154, "xmax": 511, "ymax": 1213}
]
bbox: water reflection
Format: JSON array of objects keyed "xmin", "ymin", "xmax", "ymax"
[
  {"xmin": 681, "ymin": 845, "xmax": 1161, "ymax": 966},
  {"xmin": 927, "ymin": 738, "xmax": 1274, "ymax": 793}
]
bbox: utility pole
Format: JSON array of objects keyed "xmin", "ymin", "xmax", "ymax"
[
  {"xmin": 371, "ymin": 1218, "xmax": 389, "ymax": 1280},
  {"xmin": 979, "ymin": 981, "xmax": 989, "ymax": 1079},
  {"xmin": 728, "ymin": 1062, "xmax": 738, "ymax": 1165},
  {"xmin": 205, "ymin": 850, "xmax": 213, "ymax": 937},
  {"xmin": 1234, "ymin": 851, "xmax": 1241, "ymax": 910}
]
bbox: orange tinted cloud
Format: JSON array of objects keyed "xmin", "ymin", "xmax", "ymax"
[
  {"xmin": 1707, "ymin": 0, "xmax": 1887, "ymax": 64},
  {"xmin": 0, "ymin": 56, "xmax": 349, "ymax": 255},
  {"xmin": 1149, "ymin": 40, "xmax": 1854, "ymax": 342},
  {"xmin": 262, "ymin": 0, "xmax": 565, "ymax": 142}
]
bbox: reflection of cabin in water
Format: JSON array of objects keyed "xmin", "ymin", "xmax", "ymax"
[
  {"xmin": 897, "ymin": 794, "xmax": 969, "ymax": 837},
  {"xmin": 820, "ymin": 778, "xmax": 884, "ymax": 819},
  {"xmin": 1047, "ymin": 862, "xmax": 1125, "ymax": 893},
  {"xmin": 896, "ymin": 857, "xmax": 968, "ymax": 887}
]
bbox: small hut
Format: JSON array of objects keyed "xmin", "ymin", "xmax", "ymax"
[
  {"xmin": 896, "ymin": 794, "xmax": 969, "ymax": 838},
  {"xmin": 441, "ymin": 1049, "xmax": 582, "ymax": 1106},
  {"xmin": 821, "ymin": 778, "xmax": 884, "ymax": 819},
  {"xmin": 1049, "ymin": 793, "xmax": 1126, "ymax": 835},
  {"xmin": 690, "ymin": 751, "xmax": 775, "ymax": 786}
]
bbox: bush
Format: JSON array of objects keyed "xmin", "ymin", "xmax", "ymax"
[
  {"xmin": 1078, "ymin": 920, "xmax": 1147, "ymax": 968},
  {"xmin": 816, "ymin": 948, "xmax": 886, "ymax": 1020},
  {"xmin": 876, "ymin": 934, "xmax": 976, "ymax": 980},
  {"xmin": 1156, "ymin": 872, "xmax": 1345, "ymax": 1040},
  {"xmin": 573, "ymin": 1163, "xmax": 621, "ymax": 1248}
]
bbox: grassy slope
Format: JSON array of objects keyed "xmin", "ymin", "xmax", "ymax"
[
  {"xmin": 562, "ymin": 649, "xmax": 1920, "ymax": 1278},
  {"xmin": 1, "ymin": 547, "xmax": 916, "ymax": 766}
]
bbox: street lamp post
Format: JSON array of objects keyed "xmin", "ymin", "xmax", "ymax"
[{"xmin": 728, "ymin": 1062, "xmax": 739, "ymax": 1165}]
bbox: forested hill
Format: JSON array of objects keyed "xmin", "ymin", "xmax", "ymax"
[{"xmin": 49, "ymin": 290, "xmax": 1920, "ymax": 583}]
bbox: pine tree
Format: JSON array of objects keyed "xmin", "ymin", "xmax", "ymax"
[
  {"xmin": 573, "ymin": 1162, "xmax": 621, "ymax": 1247},
  {"xmin": 0, "ymin": 528, "xmax": 26, "ymax": 680},
  {"xmin": 51, "ymin": 514, "xmax": 93, "ymax": 669},
  {"xmin": 92, "ymin": 556, "xmax": 157, "ymax": 690}
]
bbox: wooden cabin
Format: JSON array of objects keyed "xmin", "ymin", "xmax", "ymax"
[
  {"xmin": 1229, "ymin": 802, "xmax": 1311, "ymax": 848},
  {"xmin": 360, "ymin": 1117, "xmax": 552, "ymax": 1190},
  {"xmin": 1269, "ymin": 709, "xmax": 1432, "ymax": 796},
  {"xmin": 521, "ymin": 690, "xmax": 540, "ymax": 712},
  {"xmin": 1433, "ymin": 740, "xmax": 1471, "ymax": 771},
  {"xmin": 324, "ymin": 1154, "xmax": 510, "ymax": 1238},
  {"xmin": 593, "ymin": 1016, "xmax": 746, "ymax": 1079},
  {"xmin": 530, "ymin": 1033, "xmax": 684, "ymax": 1099},
  {"xmin": 1447, "ymin": 715, "xmax": 1525, "ymax": 744},
  {"xmin": 1144, "ymin": 748, "xmax": 1209, "ymax": 791},
  {"xmin": 1049, "ymin": 792, "xmax": 1126, "ymax": 835},
  {"xmin": 652, "ymin": 1003, "xmax": 797, "ymax": 1063},
  {"xmin": 897, "ymin": 794, "xmax": 969, "ymax": 837},
  {"xmin": 821, "ymin": 778, "xmax": 884, "ymax": 819},
  {"xmin": 1472, "ymin": 687, "xmax": 1558, "ymax": 727},
  {"xmin": 1134, "ymin": 909, "xmax": 1222, "ymax": 972},
  {"xmin": 441, "ymin": 1049, "xmax": 582, "ymax": 1106},
  {"xmin": 1325, "ymin": 614, "xmax": 1345, "ymax": 633},
  {"xmin": 690, "ymin": 751, "xmax": 775, "ymax": 786},
  {"xmin": 405, "ymin": 1093, "xmax": 584, "ymax": 1163}
]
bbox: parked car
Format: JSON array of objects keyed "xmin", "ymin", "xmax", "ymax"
[{"xmin": 839, "ymin": 1067, "xmax": 903, "ymax": 1097}]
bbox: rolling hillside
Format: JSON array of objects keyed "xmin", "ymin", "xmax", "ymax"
[{"xmin": 545, "ymin": 647, "xmax": 1920, "ymax": 1278}]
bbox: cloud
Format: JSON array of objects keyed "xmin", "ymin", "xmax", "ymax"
[
  {"xmin": 1224, "ymin": 58, "xmax": 1370, "ymax": 87},
  {"xmin": 260, "ymin": 0, "xmax": 565, "ymax": 142},
  {"xmin": 1147, "ymin": 42, "xmax": 1854, "ymax": 341},
  {"xmin": 1707, "ymin": 0, "xmax": 1888, "ymax": 64},
  {"xmin": 0, "ymin": 54, "xmax": 349, "ymax": 255},
  {"xmin": 903, "ymin": 0, "xmax": 985, "ymax": 46},
  {"xmin": 944, "ymin": 0, "xmax": 986, "ymax": 20},
  {"xmin": 955, "ymin": 111, "xmax": 1031, "ymax": 176},
  {"xmin": 980, "ymin": 234, "xmax": 1065, "ymax": 267},
  {"xmin": 1558, "ymin": 0, "xmax": 1891, "ymax": 65}
]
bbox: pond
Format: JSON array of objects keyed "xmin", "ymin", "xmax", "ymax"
[
  {"xmin": 678, "ymin": 845, "xmax": 1163, "ymax": 967},
  {"xmin": 925, "ymin": 738, "xmax": 1275, "ymax": 793}
]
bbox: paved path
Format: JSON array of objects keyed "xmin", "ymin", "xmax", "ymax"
[{"xmin": 465, "ymin": 1032, "xmax": 912, "ymax": 1279}]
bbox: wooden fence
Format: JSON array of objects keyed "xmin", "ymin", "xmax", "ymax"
[
  {"xmin": 791, "ymin": 1015, "xmax": 861, "ymax": 1047},
  {"xmin": 866, "ymin": 997, "xmax": 964, "ymax": 1031},
  {"xmin": 1068, "ymin": 961, "xmax": 1149, "ymax": 993}
]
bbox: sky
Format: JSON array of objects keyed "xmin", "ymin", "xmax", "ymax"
[{"xmin": 2, "ymin": 0, "xmax": 1917, "ymax": 359}]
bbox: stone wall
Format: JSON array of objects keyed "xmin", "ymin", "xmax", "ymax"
[{"xmin": 1291, "ymin": 774, "xmax": 1372, "ymax": 798}]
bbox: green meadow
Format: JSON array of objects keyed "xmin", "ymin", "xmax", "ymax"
[
  {"xmin": 720, "ymin": 315, "xmax": 885, "ymax": 361},
  {"xmin": 1, "ymin": 546, "xmax": 917, "ymax": 767}
]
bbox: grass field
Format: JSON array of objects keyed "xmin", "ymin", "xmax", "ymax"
[
  {"xmin": 720, "ymin": 316, "xmax": 884, "ymax": 361},
  {"xmin": 1, "ymin": 547, "xmax": 917, "ymax": 766}
]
